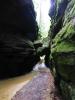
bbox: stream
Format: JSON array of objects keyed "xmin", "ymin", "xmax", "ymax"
[{"xmin": 0, "ymin": 72, "xmax": 38, "ymax": 100}]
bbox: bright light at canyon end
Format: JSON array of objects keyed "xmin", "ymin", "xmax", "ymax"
[
  {"xmin": 41, "ymin": 0, "xmax": 51, "ymax": 20},
  {"xmin": 33, "ymin": 0, "xmax": 51, "ymax": 38},
  {"xmin": 40, "ymin": 0, "xmax": 51, "ymax": 37}
]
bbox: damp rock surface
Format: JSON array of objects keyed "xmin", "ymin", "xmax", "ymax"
[{"xmin": 50, "ymin": 0, "xmax": 75, "ymax": 99}]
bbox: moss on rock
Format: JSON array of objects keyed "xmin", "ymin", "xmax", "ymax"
[{"xmin": 50, "ymin": 0, "xmax": 75, "ymax": 99}]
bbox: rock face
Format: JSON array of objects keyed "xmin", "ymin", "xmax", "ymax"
[
  {"xmin": 50, "ymin": 0, "xmax": 75, "ymax": 100},
  {"xmin": 0, "ymin": 0, "xmax": 38, "ymax": 78},
  {"xmin": 12, "ymin": 70, "xmax": 62, "ymax": 100},
  {"xmin": 49, "ymin": 0, "xmax": 69, "ymax": 38},
  {"xmin": 0, "ymin": 0, "xmax": 38, "ymax": 40}
]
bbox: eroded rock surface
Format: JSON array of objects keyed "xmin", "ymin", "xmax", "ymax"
[
  {"xmin": 49, "ymin": 0, "xmax": 75, "ymax": 99},
  {"xmin": 0, "ymin": 0, "xmax": 38, "ymax": 78}
]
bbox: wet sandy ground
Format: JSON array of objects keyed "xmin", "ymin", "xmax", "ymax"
[
  {"xmin": 0, "ymin": 72, "xmax": 37, "ymax": 100},
  {"xmin": 12, "ymin": 70, "xmax": 62, "ymax": 100}
]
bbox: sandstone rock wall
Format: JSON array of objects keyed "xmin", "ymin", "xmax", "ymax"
[
  {"xmin": 0, "ymin": 0, "xmax": 38, "ymax": 78},
  {"xmin": 49, "ymin": 0, "xmax": 75, "ymax": 99}
]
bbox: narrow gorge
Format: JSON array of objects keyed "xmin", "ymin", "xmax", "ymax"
[{"xmin": 0, "ymin": 0, "xmax": 75, "ymax": 100}]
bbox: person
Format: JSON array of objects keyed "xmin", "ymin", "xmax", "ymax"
[{"xmin": 33, "ymin": 55, "xmax": 50, "ymax": 73}]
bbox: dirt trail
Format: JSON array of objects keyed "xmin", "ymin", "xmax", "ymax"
[{"xmin": 12, "ymin": 69, "xmax": 62, "ymax": 100}]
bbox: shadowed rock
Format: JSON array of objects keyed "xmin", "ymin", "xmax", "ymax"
[{"xmin": 0, "ymin": 0, "xmax": 38, "ymax": 79}]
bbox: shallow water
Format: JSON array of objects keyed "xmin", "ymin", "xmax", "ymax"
[{"xmin": 0, "ymin": 72, "xmax": 37, "ymax": 100}]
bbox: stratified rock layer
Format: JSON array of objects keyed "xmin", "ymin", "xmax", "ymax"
[
  {"xmin": 0, "ymin": 0, "xmax": 38, "ymax": 78},
  {"xmin": 50, "ymin": 0, "xmax": 75, "ymax": 100}
]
